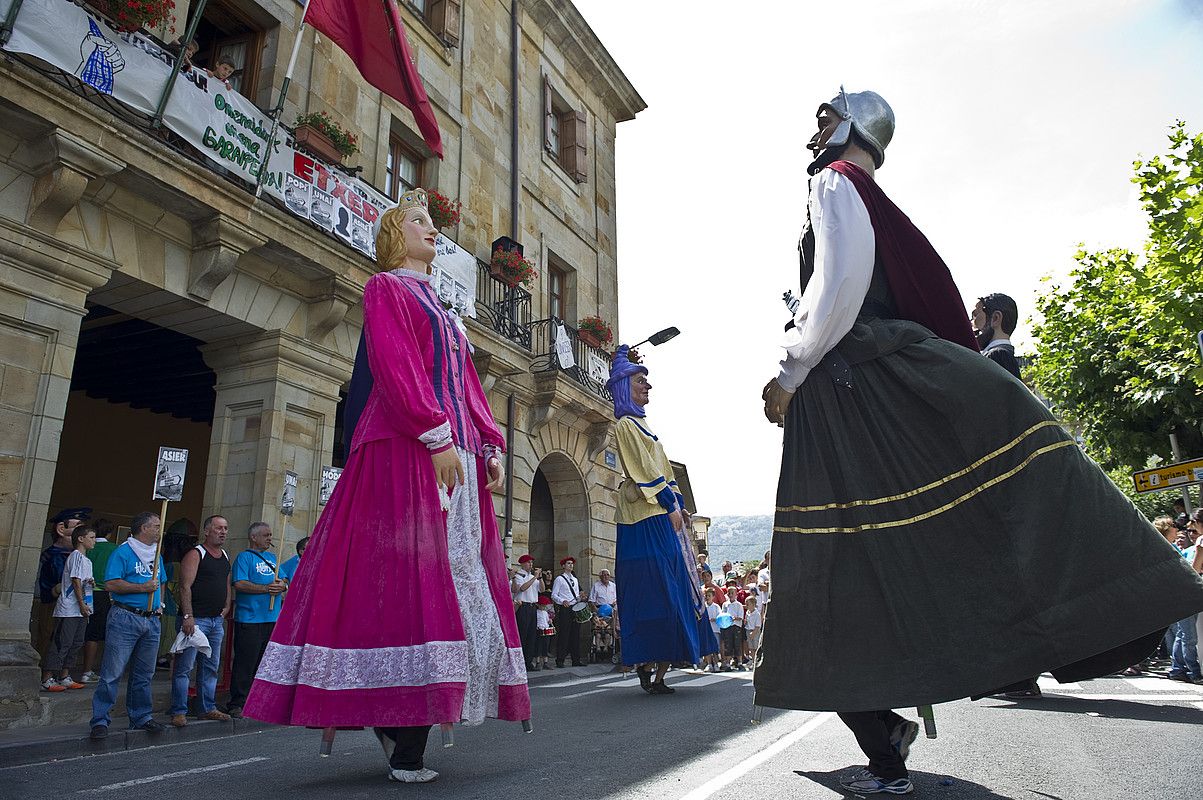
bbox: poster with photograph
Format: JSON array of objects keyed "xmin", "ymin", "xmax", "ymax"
[
  {"xmin": 284, "ymin": 173, "xmax": 311, "ymax": 217},
  {"xmin": 319, "ymin": 465, "xmax": 343, "ymax": 506},
  {"xmin": 587, "ymin": 351, "xmax": 609, "ymax": 385},
  {"xmin": 351, "ymin": 216, "xmax": 373, "ymax": 254},
  {"xmin": 152, "ymin": 446, "xmax": 189, "ymax": 502},
  {"xmin": 310, "ymin": 188, "xmax": 335, "ymax": 230},
  {"xmin": 280, "ymin": 470, "xmax": 298, "ymax": 517},
  {"xmin": 332, "ymin": 199, "xmax": 355, "ymax": 244}
]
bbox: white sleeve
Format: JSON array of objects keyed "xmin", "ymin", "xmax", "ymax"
[
  {"xmin": 778, "ymin": 169, "xmax": 876, "ymax": 391},
  {"xmin": 551, "ymin": 576, "xmax": 570, "ymax": 605}
]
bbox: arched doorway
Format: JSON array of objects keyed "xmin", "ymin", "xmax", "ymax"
[{"xmin": 526, "ymin": 452, "xmax": 591, "ymax": 578}]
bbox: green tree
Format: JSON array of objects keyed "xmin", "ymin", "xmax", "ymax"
[{"xmin": 1031, "ymin": 122, "xmax": 1203, "ymax": 474}]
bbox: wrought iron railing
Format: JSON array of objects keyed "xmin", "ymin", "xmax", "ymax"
[
  {"xmin": 474, "ymin": 261, "xmax": 532, "ymax": 349},
  {"xmin": 530, "ymin": 317, "xmax": 612, "ymax": 401}
]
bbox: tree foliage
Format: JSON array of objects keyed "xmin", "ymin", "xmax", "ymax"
[{"xmin": 1031, "ymin": 122, "xmax": 1203, "ymax": 472}]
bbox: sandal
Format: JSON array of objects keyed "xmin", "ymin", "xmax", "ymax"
[{"xmin": 635, "ymin": 664, "xmax": 653, "ymax": 693}]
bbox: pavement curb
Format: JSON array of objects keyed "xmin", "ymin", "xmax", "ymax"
[{"xmin": 0, "ymin": 717, "xmax": 272, "ymax": 768}]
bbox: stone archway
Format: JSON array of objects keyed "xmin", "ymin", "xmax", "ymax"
[{"xmin": 527, "ymin": 452, "xmax": 591, "ymax": 578}]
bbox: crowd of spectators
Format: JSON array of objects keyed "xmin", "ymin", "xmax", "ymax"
[{"xmin": 28, "ymin": 506, "xmax": 310, "ymax": 738}]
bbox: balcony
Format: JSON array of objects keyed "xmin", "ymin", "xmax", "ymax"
[
  {"xmin": 473, "ymin": 260, "xmax": 531, "ymax": 349},
  {"xmin": 530, "ymin": 317, "xmax": 612, "ymax": 401}
]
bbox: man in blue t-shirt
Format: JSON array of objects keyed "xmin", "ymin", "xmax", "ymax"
[
  {"xmin": 278, "ymin": 535, "xmax": 309, "ymax": 584},
  {"xmin": 225, "ymin": 522, "xmax": 286, "ymax": 717},
  {"xmin": 89, "ymin": 511, "xmax": 168, "ymax": 740}
]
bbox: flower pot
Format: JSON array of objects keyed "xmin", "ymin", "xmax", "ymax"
[
  {"xmin": 579, "ymin": 331, "xmax": 602, "ymax": 349},
  {"xmin": 488, "ymin": 263, "xmax": 520, "ymax": 288},
  {"xmin": 294, "ymin": 124, "xmax": 343, "ymax": 165}
]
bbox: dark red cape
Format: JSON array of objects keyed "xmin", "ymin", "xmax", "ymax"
[{"xmin": 828, "ymin": 161, "xmax": 979, "ymax": 352}]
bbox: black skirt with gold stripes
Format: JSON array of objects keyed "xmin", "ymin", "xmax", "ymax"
[{"xmin": 753, "ymin": 317, "xmax": 1203, "ymax": 713}]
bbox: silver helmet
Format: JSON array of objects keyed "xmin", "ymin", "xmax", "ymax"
[{"xmin": 809, "ymin": 87, "xmax": 895, "ymax": 172}]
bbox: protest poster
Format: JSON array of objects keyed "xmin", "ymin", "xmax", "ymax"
[
  {"xmin": 152, "ymin": 446, "xmax": 188, "ymax": 502},
  {"xmin": 280, "ymin": 470, "xmax": 298, "ymax": 517},
  {"xmin": 319, "ymin": 466, "xmax": 343, "ymax": 506}
]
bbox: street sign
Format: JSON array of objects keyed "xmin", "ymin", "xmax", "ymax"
[{"xmin": 1132, "ymin": 458, "xmax": 1203, "ymax": 494}]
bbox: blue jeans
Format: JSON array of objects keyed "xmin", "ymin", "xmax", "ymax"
[
  {"xmin": 170, "ymin": 616, "xmax": 225, "ymax": 716},
  {"xmin": 1169, "ymin": 614, "xmax": 1201, "ymax": 678},
  {"xmin": 90, "ymin": 605, "xmax": 161, "ymax": 728}
]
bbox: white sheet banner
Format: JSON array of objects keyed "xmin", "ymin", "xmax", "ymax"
[{"xmin": 2, "ymin": 0, "xmax": 475, "ymax": 315}]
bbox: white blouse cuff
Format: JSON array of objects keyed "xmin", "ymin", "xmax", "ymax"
[{"xmin": 419, "ymin": 421, "xmax": 453, "ymax": 451}]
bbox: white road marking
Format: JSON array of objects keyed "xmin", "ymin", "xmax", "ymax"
[
  {"xmin": 1039, "ymin": 692, "xmax": 1201, "ymax": 702},
  {"xmin": 561, "ymin": 683, "xmax": 628, "ymax": 700},
  {"xmin": 0, "ymin": 729, "xmax": 270, "ymax": 773},
  {"xmin": 1124, "ymin": 677, "xmax": 1203, "ymax": 693},
  {"xmin": 677, "ymin": 712, "xmax": 834, "ymax": 800},
  {"xmin": 531, "ymin": 673, "xmax": 625, "ymax": 689},
  {"xmin": 671, "ymin": 674, "xmax": 738, "ymax": 688},
  {"xmin": 1193, "ymin": 701, "xmax": 1203, "ymax": 711},
  {"xmin": 77, "ymin": 756, "xmax": 269, "ymax": 793},
  {"xmin": 1037, "ymin": 676, "xmax": 1081, "ymax": 691}
]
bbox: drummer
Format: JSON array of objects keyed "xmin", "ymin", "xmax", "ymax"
[{"xmin": 551, "ymin": 557, "xmax": 587, "ymax": 668}]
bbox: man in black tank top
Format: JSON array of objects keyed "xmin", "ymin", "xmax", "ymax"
[{"xmin": 168, "ymin": 515, "xmax": 233, "ymax": 727}]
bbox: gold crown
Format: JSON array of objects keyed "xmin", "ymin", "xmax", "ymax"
[{"xmin": 396, "ymin": 188, "xmax": 428, "ymax": 212}]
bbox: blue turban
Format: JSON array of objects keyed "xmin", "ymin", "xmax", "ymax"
[{"xmin": 607, "ymin": 344, "xmax": 648, "ymax": 420}]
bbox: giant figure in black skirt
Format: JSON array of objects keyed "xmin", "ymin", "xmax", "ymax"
[{"xmin": 756, "ymin": 88, "xmax": 1203, "ymax": 796}]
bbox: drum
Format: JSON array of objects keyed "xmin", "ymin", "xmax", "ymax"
[
  {"xmin": 542, "ymin": 626, "xmax": 556, "ymax": 636},
  {"xmin": 572, "ymin": 601, "xmax": 592, "ymax": 623},
  {"xmin": 716, "ymin": 614, "xmax": 735, "ymax": 630}
]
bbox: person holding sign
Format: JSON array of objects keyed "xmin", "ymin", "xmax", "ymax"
[
  {"xmin": 607, "ymin": 345, "xmax": 717, "ymax": 694},
  {"xmin": 89, "ymin": 512, "xmax": 167, "ymax": 740},
  {"xmin": 226, "ymin": 522, "xmax": 285, "ymax": 718},
  {"xmin": 244, "ymin": 189, "xmax": 530, "ymax": 784}
]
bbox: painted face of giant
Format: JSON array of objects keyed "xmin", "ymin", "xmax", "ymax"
[
  {"xmin": 401, "ymin": 207, "xmax": 438, "ymax": 264},
  {"xmin": 631, "ymin": 372, "xmax": 651, "ymax": 407}
]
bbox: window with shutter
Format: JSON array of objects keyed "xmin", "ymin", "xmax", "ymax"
[
  {"xmin": 429, "ymin": 0, "xmax": 461, "ymax": 46},
  {"xmin": 560, "ymin": 110, "xmax": 588, "ymax": 183},
  {"xmin": 543, "ymin": 76, "xmax": 589, "ymax": 184}
]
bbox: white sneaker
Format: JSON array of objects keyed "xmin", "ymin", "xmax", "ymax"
[
  {"xmin": 388, "ymin": 768, "xmax": 439, "ymax": 783},
  {"xmin": 80, "ymin": 671, "xmax": 99, "ymax": 683}
]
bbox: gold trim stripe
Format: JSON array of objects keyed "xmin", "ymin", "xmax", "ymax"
[
  {"xmin": 773, "ymin": 440, "xmax": 1076, "ymax": 534},
  {"xmin": 776, "ymin": 420, "xmax": 1063, "ymax": 514}
]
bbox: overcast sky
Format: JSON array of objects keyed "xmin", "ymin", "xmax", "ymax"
[{"xmin": 572, "ymin": 0, "xmax": 1203, "ymax": 515}]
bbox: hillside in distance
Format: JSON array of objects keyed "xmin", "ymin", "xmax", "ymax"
[{"xmin": 704, "ymin": 514, "xmax": 774, "ymax": 569}]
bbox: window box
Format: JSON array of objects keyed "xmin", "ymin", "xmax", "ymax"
[{"xmin": 293, "ymin": 124, "xmax": 343, "ymax": 165}]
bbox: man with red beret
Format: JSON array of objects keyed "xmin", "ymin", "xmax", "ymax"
[
  {"xmin": 511, "ymin": 555, "xmax": 541, "ymax": 671},
  {"xmin": 551, "ymin": 556, "xmax": 586, "ymax": 668}
]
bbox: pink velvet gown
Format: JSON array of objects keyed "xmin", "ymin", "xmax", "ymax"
[{"xmin": 243, "ymin": 267, "xmax": 530, "ymax": 728}]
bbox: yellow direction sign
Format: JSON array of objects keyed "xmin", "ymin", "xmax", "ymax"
[{"xmin": 1132, "ymin": 458, "xmax": 1203, "ymax": 494}]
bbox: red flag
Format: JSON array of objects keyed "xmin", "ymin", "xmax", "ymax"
[{"xmin": 304, "ymin": 0, "xmax": 443, "ymax": 157}]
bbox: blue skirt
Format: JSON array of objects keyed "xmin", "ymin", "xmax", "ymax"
[{"xmin": 616, "ymin": 513, "xmax": 719, "ymax": 665}]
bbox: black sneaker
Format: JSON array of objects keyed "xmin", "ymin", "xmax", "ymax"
[
  {"xmin": 132, "ymin": 719, "xmax": 166, "ymax": 733},
  {"xmin": 90, "ymin": 725, "xmax": 108, "ymax": 740},
  {"xmin": 227, "ymin": 706, "xmax": 244, "ymax": 718}
]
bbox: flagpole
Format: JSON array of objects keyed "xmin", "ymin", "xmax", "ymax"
[
  {"xmin": 254, "ymin": 0, "xmax": 313, "ymax": 199},
  {"xmin": 0, "ymin": 0, "xmax": 26, "ymax": 46},
  {"xmin": 150, "ymin": 0, "xmax": 211, "ymax": 128}
]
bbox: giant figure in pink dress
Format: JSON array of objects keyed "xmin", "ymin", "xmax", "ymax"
[{"xmin": 243, "ymin": 188, "xmax": 530, "ymax": 784}]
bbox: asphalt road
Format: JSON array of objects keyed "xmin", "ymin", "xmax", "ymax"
[{"xmin": 4, "ymin": 670, "xmax": 1200, "ymax": 799}]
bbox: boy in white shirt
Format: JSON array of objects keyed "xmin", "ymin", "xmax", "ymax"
[
  {"xmin": 43, "ymin": 525, "xmax": 97, "ymax": 691},
  {"xmin": 743, "ymin": 596, "xmax": 762, "ymax": 669},
  {"xmin": 704, "ymin": 587, "xmax": 722, "ymax": 673},
  {"xmin": 722, "ymin": 594, "xmax": 746, "ymax": 671}
]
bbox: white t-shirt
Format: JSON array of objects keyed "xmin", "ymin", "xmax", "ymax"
[
  {"xmin": 53, "ymin": 550, "xmax": 94, "ymax": 618},
  {"xmin": 744, "ymin": 609, "xmax": 762, "ymax": 632},
  {"xmin": 757, "ymin": 568, "xmax": 771, "ymax": 604},
  {"xmin": 589, "ymin": 579, "xmax": 617, "ymax": 606},
  {"xmin": 724, "ymin": 599, "xmax": 745, "ymax": 622},
  {"xmin": 707, "ymin": 602, "xmax": 721, "ymax": 634},
  {"xmin": 511, "ymin": 570, "xmax": 540, "ymax": 603},
  {"xmin": 536, "ymin": 608, "xmax": 552, "ymax": 630}
]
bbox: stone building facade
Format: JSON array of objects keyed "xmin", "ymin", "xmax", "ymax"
[{"xmin": 0, "ymin": 0, "xmax": 645, "ymax": 725}]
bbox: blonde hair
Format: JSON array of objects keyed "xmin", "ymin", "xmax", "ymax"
[
  {"xmin": 374, "ymin": 206, "xmax": 410, "ymax": 269},
  {"xmin": 1152, "ymin": 515, "xmax": 1175, "ymax": 540}
]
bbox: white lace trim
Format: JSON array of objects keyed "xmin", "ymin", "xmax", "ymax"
[
  {"xmin": 419, "ymin": 421, "xmax": 453, "ymax": 451},
  {"xmin": 447, "ymin": 448, "xmax": 525, "ymax": 724},
  {"xmin": 255, "ymin": 640, "xmax": 469, "ymax": 690}
]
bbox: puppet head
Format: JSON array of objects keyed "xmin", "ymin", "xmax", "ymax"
[
  {"xmin": 375, "ymin": 188, "xmax": 429, "ymax": 268},
  {"xmin": 607, "ymin": 344, "xmax": 649, "ymax": 419}
]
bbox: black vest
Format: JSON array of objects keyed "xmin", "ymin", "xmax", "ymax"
[
  {"xmin": 798, "ymin": 224, "xmax": 897, "ymax": 321},
  {"xmin": 191, "ymin": 545, "xmax": 230, "ymax": 618}
]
